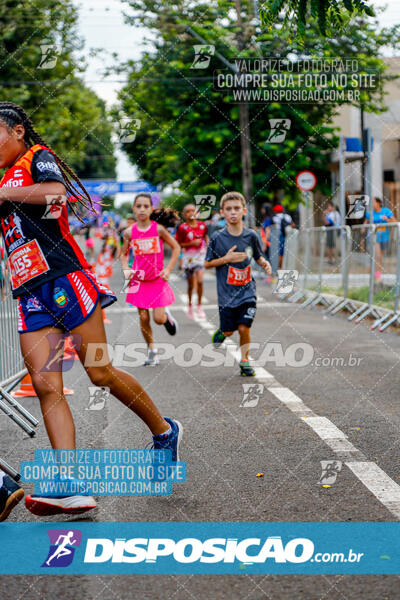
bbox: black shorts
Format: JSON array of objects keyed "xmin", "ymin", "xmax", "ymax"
[
  {"xmin": 326, "ymin": 229, "xmax": 336, "ymax": 248},
  {"xmin": 219, "ymin": 302, "xmax": 257, "ymax": 333},
  {"xmin": 184, "ymin": 264, "xmax": 203, "ymax": 279}
]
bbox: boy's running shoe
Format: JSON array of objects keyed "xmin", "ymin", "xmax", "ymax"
[
  {"xmin": 164, "ymin": 309, "xmax": 178, "ymax": 335},
  {"xmin": 240, "ymin": 360, "xmax": 256, "ymax": 377},
  {"xmin": 25, "ymin": 494, "xmax": 97, "ymax": 516},
  {"xmin": 0, "ymin": 474, "xmax": 24, "ymax": 521},
  {"xmin": 152, "ymin": 417, "xmax": 183, "ymax": 462},
  {"xmin": 143, "ymin": 349, "xmax": 159, "ymax": 366},
  {"xmin": 212, "ymin": 329, "xmax": 226, "ymax": 348}
]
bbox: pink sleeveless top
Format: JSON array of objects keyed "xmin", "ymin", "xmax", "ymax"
[{"xmin": 130, "ymin": 220, "xmax": 164, "ymax": 280}]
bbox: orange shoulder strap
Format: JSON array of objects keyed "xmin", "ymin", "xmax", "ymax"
[{"xmin": 14, "ymin": 144, "xmax": 47, "ymax": 174}]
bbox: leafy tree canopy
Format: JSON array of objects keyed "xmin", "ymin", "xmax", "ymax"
[
  {"xmin": 115, "ymin": 1, "xmax": 399, "ymax": 210},
  {"xmin": 0, "ymin": 0, "xmax": 116, "ymax": 179}
]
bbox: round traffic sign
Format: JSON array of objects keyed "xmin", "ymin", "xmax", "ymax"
[{"xmin": 295, "ymin": 170, "xmax": 317, "ymax": 191}]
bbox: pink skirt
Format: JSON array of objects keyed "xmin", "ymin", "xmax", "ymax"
[{"xmin": 125, "ymin": 277, "xmax": 175, "ymax": 309}]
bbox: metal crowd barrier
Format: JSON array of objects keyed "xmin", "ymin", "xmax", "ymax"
[
  {"xmin": 343, "ymin": 222, "xmax": 400, "ymax": 326},
  {"xmin": 0, "ymin": 239, "xmax": 38, "ymax": 478},
  {"xmin": 285, "ymin": 225, "xmax": 352, "ymax": 310},
  {"xmin": 281, "ymin": 221, "xmax": 400, "ymax": 332},
  {"xmin": 345, "ymin": 223, "xmax": 380, "ymax": 323},
  {"xmin": 282, "ymin": 227, "xmax": 299, "ymax": 271},
  {"xmin": 369, "ymin": 222, "xmax": 400, "ymax": 331}
]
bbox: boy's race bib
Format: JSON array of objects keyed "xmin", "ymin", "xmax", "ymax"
[
  {"xmin": 8, "ymin": 239, "xmax": 49, "ymax": 290},
  {"xmin": 227, "ymin": 265, "xmax": 251, "ymax": 286},
  {"xmin": 132, "ymin": 237, "xmax": 160, "ymax": 255}
]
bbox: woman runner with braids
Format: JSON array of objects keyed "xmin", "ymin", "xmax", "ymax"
[{"xmin": 0, "ymin": 103, "xmax": 182, "ymax": 517}]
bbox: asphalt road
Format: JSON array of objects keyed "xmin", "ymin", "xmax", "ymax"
[{"xmin": 1, "ymin": 266, "xmax": 400, "ymax": 599}]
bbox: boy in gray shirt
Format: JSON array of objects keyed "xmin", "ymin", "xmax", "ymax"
[{"xmin": 205, "ymin": 191, "xmax": 271, "ymax": 376}]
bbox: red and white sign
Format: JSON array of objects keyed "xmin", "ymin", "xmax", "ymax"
[{"xmin": 295, "ymin": 170, "xmax": 317, "ymax": 192}]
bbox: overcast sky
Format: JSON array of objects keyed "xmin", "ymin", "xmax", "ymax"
[{"xmin": 76, "ymin": 0, "xmax": 400, "ymax": 184}]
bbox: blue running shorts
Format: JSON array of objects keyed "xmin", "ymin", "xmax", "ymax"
[{"xmin": 17, "ymin": 268, "xmax": 117, "ymax": 333}]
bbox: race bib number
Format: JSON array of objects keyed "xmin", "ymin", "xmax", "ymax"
[
  {"xmin": 132, "ymin": 236, "xmax": 160, "ymax": 255},
  {"xmin": 8, "ymin": 239, "xmax": 49, "ymax": 290},
  {"xmin": 227, "ymin": 265, "xmax": 251, "ymax": 286},
  {"xmin": 376, "ymin": 226, "xmax": 387, "ymax": 232}
]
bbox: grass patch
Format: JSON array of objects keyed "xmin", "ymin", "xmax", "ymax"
[{"xmin": 318, "ymin": 285, "xmax": 396, "ymax": 310}]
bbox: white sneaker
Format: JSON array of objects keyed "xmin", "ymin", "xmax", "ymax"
[
  {"xmin": 25, "ymin": 494, "xmax": 96, "ymax": 516},
  {"xmin": 143, "ymin": 349, "xmax": 159, "ymax": 366}
]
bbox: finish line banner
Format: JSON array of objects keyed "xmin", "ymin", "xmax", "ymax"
[{"xmin": 0, "ymin": 523, "xmax": 399, "ymax": 574}]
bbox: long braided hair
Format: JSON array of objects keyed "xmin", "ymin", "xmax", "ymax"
[{"xmin": 0, "ymin": 102, "xmax": 97, "ymax": 222}]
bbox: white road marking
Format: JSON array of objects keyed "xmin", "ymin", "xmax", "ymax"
[
  {"xmin": 269, "ymin": 387, "xmax": 313, "ymax": 413},
  {"xmin": 346, "ymin": 462, "xmax": 400, "ymax": 518},
  {"xmin": 192, "ymin": 308, "xmax": 400, "ymax": 520},
  {"xmin": 301, "ymin": 416, "xmax": 348, "ymax": 440},
  {"xmin": 107, "ymin": 301, "xmax": 292, "ymax": 314},
  {"xmin": 253, "ymin": 367, "xmax": 274, "ymax": 379},
  {"xmin": 178, "ymin": 293, "xmax": 209, "ymax": 305}
]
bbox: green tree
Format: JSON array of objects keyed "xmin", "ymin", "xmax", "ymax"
[
  {"xmin": 116, "ymin": 1, "xmax": 399, "ymax": 215},
  {"xmin": 0, "ymin": 0, "xmax": 116, "ymax": 178},
  {"xmin": 260, "ymin": 0, "xmax": 374, "ymax": 39}
]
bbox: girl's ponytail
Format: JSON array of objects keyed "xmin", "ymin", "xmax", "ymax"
[
  {"xmin": 133, "ymin": 193, "xmax": 179, "ymax": 229},
  {"xmin": 151, "ymin": 207, "xmax": 179, "ymax": 229}
]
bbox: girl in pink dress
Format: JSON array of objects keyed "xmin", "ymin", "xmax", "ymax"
[{"xmin": 121, "ymin": 193, "xmax": 180, "ymax": 366}]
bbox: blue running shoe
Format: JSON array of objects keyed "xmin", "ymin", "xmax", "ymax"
[
  {"xmin": 152, "ymin": 417, "xmax": 183, "ymax": 462},
  {"xmin": 240, "ymin": 360, "xmax": 256, "ymax": 376},
  {"xmin": 0, "ymin": 472, "xmax": 24, "ymax": 521},
  {"xmin": 212, "ymin": 329, "xmax": 226, "ymax": 348}
]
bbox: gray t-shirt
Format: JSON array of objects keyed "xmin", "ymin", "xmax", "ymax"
[{"xmin": 205, "ymin": 227, "xmax": 262, "ymax": 308}]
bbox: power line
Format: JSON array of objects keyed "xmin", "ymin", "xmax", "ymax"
[{"xmin": 0, "ymin": 77, "xmax": 214, "ymax": 85}]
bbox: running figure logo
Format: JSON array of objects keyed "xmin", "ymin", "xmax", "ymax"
[
  {"xmin": 190, "ymin": 45, "xmax": 215, "ymax": 69},
  {"xmin": 274, "ymin": 270, "xmax": 299, "ymax": 294},
  {"xmin": 240, "ymin": 384, "xmax": 264, "ymax": 408},
  {"xmin": 194, "ymin": 194, "xmax": 216, "ymax": 220},
  {"xmin": 38, "ymin": 44, "xmax": 61, "ymax": 69},
  {"xmin": 41, "ymin": 333, "xmax": 81, "ymax": 373},
  {"xmin": 347, "ymin": 195, "xmax": 368, "ymax": 220},
  {"xmin": 267, "ymin": 119, "xmax": 291, "ymax": 143},
  {"xmin": 121, "ymin": 269, "xmax": 145, "ymax": 294},
  {"xmin": 318, "ymin": 460, "xmax": 342, "ymax": 485},
  {"xmin": 42, "ymin": 195, "xmax": 66, "ymax": 219},
  {"xmin": 119, "ymin": 118, "xmax": 141, "ymax": 144},
  {"xmin": 42, "ymin": 529, "xmax": 82, "ymax": 567},
  {"xmin": 86, "ymin": 386, "xmax": 110, "ymax": 410}
]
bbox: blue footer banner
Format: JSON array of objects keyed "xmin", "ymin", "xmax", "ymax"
[{"xmin": 1, "ymin": 522, "xmax": 399, "ymax": 574}]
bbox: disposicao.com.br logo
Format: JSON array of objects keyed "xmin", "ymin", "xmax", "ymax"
[{"xmin": 82, "ymin": 536, "xmax": 363, "ymax": 565}]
